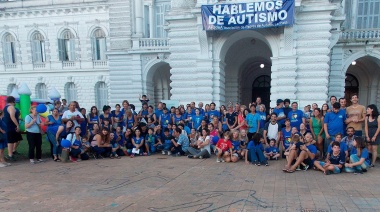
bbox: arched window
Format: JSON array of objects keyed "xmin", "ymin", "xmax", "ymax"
[
  {"xmin": 345, "ymin": 74, "xmax": 359, "ymax": 105},
  {"xmin": 91, "ymin": 29, "xmax": 106, "ymax": 61},
  {"xmin": 2, "ymin": 33, "xmax": 16, "ymax": 64},
  {"xmin": 36, "ymin": 83, "xmax": 48, "ymax": 99},
  {"xmin": 64, "ymin": 82, "xmax": 77, "ymax": 103},
  {"xmin": 31, "ymin": 32, "xmax": 46, "ymax": 63},
  {"xmin": 7, "ymin": 83, "xmax": 16, "ymax": 96},
  {"xmin": 95, "ymin": 82, "xmax": 108, "ymax": 109},
  {"xmin": 58, "ymin": 30, "xmax": 76, "ymax": 61}
]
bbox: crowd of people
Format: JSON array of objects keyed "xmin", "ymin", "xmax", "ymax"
[{"xmin": 0, "ymin": 94, "xmax": 379, "ymax": 175}]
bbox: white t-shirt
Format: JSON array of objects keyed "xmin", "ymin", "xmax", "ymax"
[
  {"xmin": 198, "ymin": 135, "xmax": 211, "ymax": 154},
  {"xmin": 62, "ymin": 110, "xmax": 84, "ymax": 131}
]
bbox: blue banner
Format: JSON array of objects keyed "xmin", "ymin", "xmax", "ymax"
[{"xmin": 201, "ymin": 0, "xmax": 295, "ymax": 31}]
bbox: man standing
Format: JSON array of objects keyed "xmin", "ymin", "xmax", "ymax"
[
  {"xmin": 287, "ymin": 102, "xmax": 305, "ymax": 131},
  {"xmin": 273, "ymin": 99, "xmax": 286, "ymax": 127},
  {"xmin": 283, "ymin": 99, "xmax": 291, "ymax": 118},
  {"xmin": 324, "ymin": 102, "xmax": 346, "ymax": 154},
  {"xmin": 263, "ymin": 113, "xmax": 282, "ymax": 147},
  {"xmin": 62, "ymin": 101, "xmax": 85, "ymax": 131},
  {"xmin": 339, "ymin": 98, "xmax": 347, "ymax": 110},
  {"xmin": 3, "ymin": 96, "xmax": 23, "ymax": 162},
  {"xmin": 197, "ymin": 102, "xmax": 205, "ymax": 116},
  {"xmin": 206, "ymin": 102, "xmax": 220, "ymax": 123},
  {"xmin": 345, "ymin": 94, "xmax": 366, "ymax": 136},
  {"xmin": 328, "ymin": 96, "xmax": 337, "ymax": 111},
  {"xmin": 255, "ymin": 97, "xmax": 262, "ymax": 111},
  {"xmin": 246, "ymin": 105, "xmax": 260, "ymax": 140}
]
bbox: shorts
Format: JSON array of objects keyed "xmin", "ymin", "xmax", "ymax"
[
  {"xmin": 7, "ymin": 131, "xmax": 23, "ymax": 143},
  {"xmin": 0, "ymin": 139, "xmax": 7, "ymax": 149},
  {"xmin": 319, "ymin": 162, "xmax": 341, "ymax": 173}
]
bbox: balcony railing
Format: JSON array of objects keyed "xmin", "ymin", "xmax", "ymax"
[
  {"xmin": 33, "ymin": 63, "xmax": 46, "ymax": 69},
  {"xmin": 138, "ymin": 38, "xmax": 169, "ymax": 50},
  {"xmin": 93, "ymin": 60, "xmax": 107, "ymax": 68},
  {"xmin": 62, "ymin": 61, "xmax": 76, "ymax": 68},
  {"xmin": 5, "ymin": 64, "xmax": 17, "ymax": 69},
  {"xmin": 340, "ymin": 29, "xmax": 380, "ymax": 41}
]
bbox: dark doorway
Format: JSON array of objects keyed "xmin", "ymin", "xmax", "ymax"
[
  {"xmin": 252, "ymin": 75, "xmax": 271, "ymax": 112},
  {"xmin": 345, "ymin": 73, "xmax": 359, "ymax": 107}
]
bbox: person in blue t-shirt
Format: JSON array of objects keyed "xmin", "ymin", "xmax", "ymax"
[
  {"xmin": 287, "ymin": 102, "xmax": 305, "ymax": 131},
  {"xmin": 206, "ymin": 102, "xmax": 220, "ymax": 123},
  {"xmin": 323, "ymin": 102, "xmax": 346, "ymax": 154},
  {"xmin": 265, "ymin": 139, "xmax": 280, "ymax": 160},
  {"xmin": 245, "ymin": 133, "xmax": 268, "ymax": 166},
  {"xmin": 326, "ymin": 133, "xmax": 348, "ymax": 159},
  {"xmin": 314, "ymin": 141, "xmax": 345, "ymax": 175},
  {"xmin": 257, "ymin": 104, "xmax": 267, "ymax": 132},
  {"xmin": 281, "ymin": 119, "xmax": 292, "ymax": 158},
  {"xmin": 192, "ymin": 109, "xmax": 204, "ymax": 131},
  {"xmin": 345, "ymin": 137, "xmax": 371, "ymax": 174},
  {"xmin": 274, "ymin": 99, "xmax": 286, "ymax": 126},
  {"xmin": 159, "ymin": 108, "xmax": 172, "ymax": 130},
  {"xmin": 87, "ymin": 106, "xmax": 99, "ymax": 130},
  {"xmin": 245, "ymin": 105, "xmax": 261, "ymax": 140},
  {"xmin": 283, "ymin": 133, "xmax": 317, "ymax": 173}
]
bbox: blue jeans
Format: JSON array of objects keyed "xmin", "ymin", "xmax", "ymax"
[
  {"xmin": 146, "ymin": 142, "xmax": 156, "ymax": 153},
  {"xmin": 324, "ymin": 136, "xmax": 335, "ymax": 155},
  {"xmin": 47, "ymin": 131, "xmax": 62, "ymax": 156},
  {"xmin": 157, "ymin": 143, "xmax": 172, "ymax": 151},
  {"xmin": 319, "ymin": 162, "xmax": 341, "ymax": 174},
  {"xmin": 249, "ymin": 147, "xmax": 267, "ymax": 163},
  {"xmin": 345, "ymin": 154, "xmax": 369, "ymax": 172},
  {"xmin": 92, "ymin": 146, "xmax": 112, "ymax": 157}
]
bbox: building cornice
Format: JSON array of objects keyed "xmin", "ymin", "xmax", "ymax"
[{"xmin": 0, "ymin": 3, "xmax": 109, "ymax": 19}]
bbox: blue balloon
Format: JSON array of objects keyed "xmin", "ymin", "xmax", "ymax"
[
  {"xmin": 36, "ymin": 104, "xmax": 47, "ymax": 113},
  {"xmin": 61, "ymin": 139, "xmax": 71, "ymax": 148},
  {"xmin": 212, "ymin": 136, "xmax": 219, "ymax": 144}
]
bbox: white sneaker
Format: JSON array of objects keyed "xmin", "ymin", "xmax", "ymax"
[
  {"xmin": 221, "ymin": 159, "xmax": 225, "ymax": 163},
  {"xmin": 0, "ymin": 163, "xmax": 7, "ymax": 168},
  {"xmin": 216, "ymin": 158, "xmax": 221, "ymax": 163},
  {"xmin": 162, "ymin": 151, "xmax": 165, "ymax": 155},
  {"xmin": 5, "ymin": 163, "xmax": 11, "ymax": 166},
  {"xmin": 199, "ymin": 156, "xmax": 203, "ymax": 159},
  {"xmin": 167, "ymin": 151, "xmax": 171, "ymax": 155},
  {"xmin": 76, "ymin": 159, "xmax": 82, "ymax": 162},
  {"xmin": 37, "ymin": 159, "xmax": 44, "ymax": 163}
]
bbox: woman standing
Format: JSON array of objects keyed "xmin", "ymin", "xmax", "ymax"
[
  {"xmin": 0, "ymin": 110, "xmax": 9, "ymax": 167},
  {"xmin": 310, "ymin": 108, "xmax": 325, "ymax": 157},
  {"xmin": 234, "ymin": 105, "xmax": 248, "ymax": 131},
  {"xmin": 25, "ymin": 106, "xmax": 43, "ymax": 164},
  {"xmin": 258, "ymin": 104, "xmax": 267, "ymax": 133},
  {"xmin": 46, "ymin": 120, "xmax": 74, "ymax": 161},
  {"xmin": 321, "ymin": 104, "xmax": 329, "ymax": 117},
  {"xmin": 87, "ymin": 106, "xmax": 99, "ymax": 130},
  {"xmin": 100, "ymin": 105, "xmax": 113, "ymax": 126},
  {"xmin": 112, "ymin": 104, "xmax": 123, "ymax": 130},
  {"xmin": 365, "ymin": 104, "xmax": 380, "ymax": 167}
]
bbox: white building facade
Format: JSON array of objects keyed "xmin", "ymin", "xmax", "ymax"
[{"xmin": 1, "ymin": 0, "xmax": 380, "ymax": 110}]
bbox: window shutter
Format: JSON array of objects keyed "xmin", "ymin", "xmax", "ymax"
[
  {"xmin": 91, "ymin": 37, "xmax": 97, "ymax": 60},
  {"xmin": 41, "ymin": 41, "xmax": 46, "ymax": 62},
  {"xmin": 58, "ymin": 39, "xmax": 65, "ymax": 61},
  {"xmin": 32, "ymin": 40, "xmax": 43, "ymax": 63},
  {"xmin": 99, "ymin": 38, "xmax": 106, "ymax": 60},
  {"xmin": 3, "ymin": 42, "xmax": 12, "ymax": 64},
  {"xmin": 69, "ymin": 39, "xmax": 75, "ymax": 61}
]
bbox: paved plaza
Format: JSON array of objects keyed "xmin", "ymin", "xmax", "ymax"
[{"xmin": 0, "ymin": 156, "xmax": 379, "ymax": 212}]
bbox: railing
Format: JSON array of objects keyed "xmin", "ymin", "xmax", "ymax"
[
  {"xmin": 93, "ymin": 60, "xmax": 107, "ymax": 67},
  {"xmin": 33, "ymin": 63, "xmax": 46, "ymax": 69},
  {"xmin": 62, "ymin": 61, "xmax": 76, "ymax": 68},
  {"xmin": 340, "ymin": 29, "xmax": 380, "ymax": 41},
  {"xmin": 138, "ymin": 38, "xmax": 169, "ymax": 50},
  {"xmin": 5, "ymin": 64, "xmax": 17, "ymax": 69}
]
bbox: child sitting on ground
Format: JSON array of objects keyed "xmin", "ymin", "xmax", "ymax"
[
  {"xmin": 264, "ymin": 139, "xmax": 280, "ymax": 160},
  {"xmin": 230, "ymin": 130, "xmax": 241, "ymax": 162},
  {"xmin": 215, "ymin": 131, "xmax": 233, "ymax": 163}
]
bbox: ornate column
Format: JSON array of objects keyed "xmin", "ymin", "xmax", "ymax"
[
  {"xmin": 149, "ymin": 3, "xmax": 155, "ymax": 38},
  {"xmin": 134, "ymin": 0, "xmax": 143, "ymax": 37}
]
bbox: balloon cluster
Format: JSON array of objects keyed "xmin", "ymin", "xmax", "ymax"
[{"xmin": 36, "ymin": 104, "xmax": 50, "ymax": 118}]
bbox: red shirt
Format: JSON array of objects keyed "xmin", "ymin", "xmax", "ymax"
[{"xmin": 216, "ymin": 139, "xmax": 232, "ymax": 152}]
